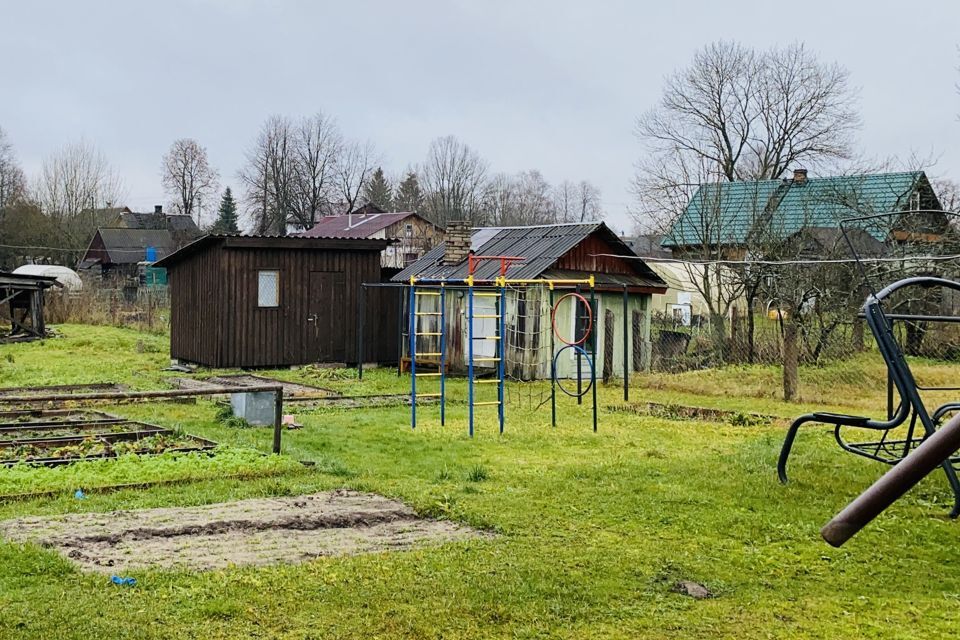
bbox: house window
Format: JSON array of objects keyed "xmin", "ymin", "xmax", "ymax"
[
  {"xmin": 258, "ymin": 270, "xmax": 279, "ymax": 307},
  {"xmin": 404, "ymin": 252, "xmax": 419, "ymax": 266},
  {"xmin": 405, "ymin": 224, "xmax": 413, "ymax": 237}
]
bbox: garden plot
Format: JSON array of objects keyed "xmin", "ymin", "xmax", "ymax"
[
  {"xmin": 0, "ymin": 383, "xmax": 127, "ymax": 398},
  {"xmin": 0, "ymin": 490, "xmax": 486, "ymax": 572},
  {"xmin": 0, "ymin": 409, "xmax": 123, "ymax": 427},
  {"xmin": 0, "ymin": 417, "xmax": 216, "ymax": 466}
]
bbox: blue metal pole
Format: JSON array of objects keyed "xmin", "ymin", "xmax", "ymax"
[
  {"xmin": 498, "ymin": 281, "xmax": 506, "ymax": 434},
  {"xmin": 409, "ymin": 281, "xmax": 417, "ymax": 429},
  {"xmin": 440, "ymin": 285, "xmax": 446, "ymax": 427},
  {"xmin": 467, "ymin": 277, "xmax": 475, "ymax": 438}
]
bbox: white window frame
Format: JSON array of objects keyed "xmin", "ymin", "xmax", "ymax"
[{"xmin": 257, "ymin": 270, "xmax": 280, "ymax": 308}]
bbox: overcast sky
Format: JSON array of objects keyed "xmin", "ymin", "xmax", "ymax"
[{"xmin": 2, "ymin": 0, "xmax": 959, "ymax": 233}]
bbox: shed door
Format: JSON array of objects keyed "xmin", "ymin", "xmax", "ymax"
[{"xmin": 308, "ymin": 271, "xmax": 346, "ymax": 362}]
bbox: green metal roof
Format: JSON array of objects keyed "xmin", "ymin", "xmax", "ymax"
[{"xmin": 663, "ymin": 171, "xmax": 933, "ymax": 247}]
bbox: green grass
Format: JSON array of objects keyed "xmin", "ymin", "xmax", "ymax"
[{"xmin": 0, "ymin": 325, "xmax": 959, "ymax": 638}]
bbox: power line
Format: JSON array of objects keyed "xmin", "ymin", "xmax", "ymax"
[{"xmin": 592, "ymin": 253, "xmax": 960, "ymax": 266}]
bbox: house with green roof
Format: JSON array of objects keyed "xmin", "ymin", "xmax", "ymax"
[{"xmin": 662, "ymin": 169, "xmax": 945, "ymax": 258}]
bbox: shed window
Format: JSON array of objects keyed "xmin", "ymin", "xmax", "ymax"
[
  {"xmin": 405, "ymin": 224, "xmax": 413, "ymax": 237},
  {"xmin": 257, "ymin": 270, "xmax": 279, "ymax": 307}
]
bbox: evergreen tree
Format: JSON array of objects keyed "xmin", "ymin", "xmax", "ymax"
[
  {"xmin": 362, "ymin": 167, "xmax": 393, "ymax": 210},
  {"xmin": 212, "ymin": 187, "xmax": 239, "ymax": 233},
  {"xmin": 394, "ymin": 171, "xmax": 424, "ymax": 212}
]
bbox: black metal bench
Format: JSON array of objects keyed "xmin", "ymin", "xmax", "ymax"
[{"xmin": 777, "ymin": 276, "xmax": 960, "ymax": 518}]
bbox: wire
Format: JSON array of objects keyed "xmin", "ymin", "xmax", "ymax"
[{"xmin": 591, "ymin": 253, "xmax": 960, "ymax": 266}]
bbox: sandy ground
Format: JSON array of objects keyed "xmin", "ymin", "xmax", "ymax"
[{"xmin": 0, "ymin": 490, "xmax": 484, "ymax": 572}]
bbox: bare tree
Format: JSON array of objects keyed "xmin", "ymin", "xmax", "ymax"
[
  {"xmin": 635, "ymin": 41, "xmax": 858, "ymax": 191},
  {"xmin": 576, "ymin": 180, "xmax": 602, "ymax": 221},
  {"xmin": 334, "ymin": 140, "xmax": 377, "ymax": 215},
  {"xmin": 0, "ymin": 126, "xmax": 26, "ymax": 208},
  {"xmin": 161, "ymin": 138, "xmax": 220, "ymax": 225},
  {"xmin": 290, "ymin": 112, "xmax": 341, "ymax": 228},
  {"xmin": 633, "ymin": 41, "xmax": 860, "ymax": 364},
  {"xmin": 33, "ymin": 140, "xmax": 125, "ymax": 252},
  {"xmin": 239, "ymin": 116, "xmax": 296, "ymax": 235},
  {"xmin": 421, "ymin": 135, "xmax": 489, "ymax": 225}
]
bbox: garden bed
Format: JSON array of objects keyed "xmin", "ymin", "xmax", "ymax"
[
  {"xmin": 0, "ymin": 423, "xmax": 216, "ymax": 466},
  {"xmin": 0, "ymin": 409, "xmax": 123, "ymax": 427}
]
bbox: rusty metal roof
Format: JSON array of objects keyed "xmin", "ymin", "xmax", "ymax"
[{"xmin": 392, "ymin": 222, "xmax": 666, "ymax": 290}]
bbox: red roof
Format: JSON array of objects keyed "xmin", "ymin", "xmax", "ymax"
[{"xmin": 296, "ymin": 212, "xmax": 427, "ymax": 239}]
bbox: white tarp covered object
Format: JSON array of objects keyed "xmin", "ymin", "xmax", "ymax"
[{"xmin": 12, "ymin": 265, "xmax": 83, "ymax": 291}]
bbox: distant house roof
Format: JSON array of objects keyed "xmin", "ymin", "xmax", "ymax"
[
  {"xmin": 392, "ymin": 222, "xmax": 667, "ymax": 291},
  {"xmin": 625, "ymin": 234, "xmax": 673, "ymax": 259},
  {"xmin": 83, "ymin": 229, "xmax": 178, "ymax": 266},
  {"xmin": 297, "ymin": 212, "xmax": 432, "ymax": 239},
  {"xmin": 154, "ymin": 234, "xmax": 391, "ymax": 269},
  {"xmin": 118, "ymin": 210, "xmax": 201, "ymax": 236},
  {"xmin": 664, "ymin": 171, "xmax": 940, "ymax": 248}
]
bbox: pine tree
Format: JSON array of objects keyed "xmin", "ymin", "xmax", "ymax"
[
  {"xmin": 362, "ymin": 167, "xmax": 393, "ymax": 211},
  {"xmin": 394, "ymin": 171, "xmax": 424, "ymax": 212},
  {"xmin": 212, "ymin": 187, "xmax": 239, "ymax": 233}
]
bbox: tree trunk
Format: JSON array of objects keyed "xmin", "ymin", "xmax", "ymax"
[
  {"xmin": 710, "ymin": 312, "xmax": 727, "ymax": 365},
  {"xmin": 783, "ymin": 320, "xmax": 799, "ymax": 401},
  {"xmin": 851, "ymin": 318, "xmax": 864, "ymax": 352},
  {"xmin": 603, "ymin": 309, "xmax": 615, "ymax": 383}
]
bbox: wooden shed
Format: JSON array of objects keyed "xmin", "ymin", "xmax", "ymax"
[{"xmin": 155, "ymin": 235, "xmax": 392, "ymax": 368}]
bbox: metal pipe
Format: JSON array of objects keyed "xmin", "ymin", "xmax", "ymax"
[
  {"xmin": 822, "ymin": 412, "xmax": 960, "ymax": 547},
  {"xmin": 468, "ymin": 278, "xmax": 475, "ymax": 437},
  {"xmin": 440, "ymin": 285, "xmax": 446, "ymax": 427},
  {"xmin": 357, "ymin": 284, "xmax": 365, "ymax": 380},
  {"xmin": 590, "ymin": 285, "xmax": 598, "ymax": 433},
  {"xmin": 409, "ymin": 282, "xmax": 417, "ymax": 429},
  {"xmin": 550, "ymin": 286, "xmax": 556, "ymax": 428},
  {"xmin": 272, "ymin": 389, "xmax": 283, "ymax": 454},
  {"xmin": 0, "ymin": 385, "xmax": 284, "ymax": 404},
  {"xmin": 622, "ymin": 284, "xmax": 629, "ymax": 402}
]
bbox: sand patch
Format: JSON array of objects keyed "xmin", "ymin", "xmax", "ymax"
[{"xmin": 0, "ymin": 490, "xmax": 484, "ymax": 572}]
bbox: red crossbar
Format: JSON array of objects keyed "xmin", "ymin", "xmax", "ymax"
[{"xmin": 468, "ymin": 254, "xmax": 526, "ymax": 277}]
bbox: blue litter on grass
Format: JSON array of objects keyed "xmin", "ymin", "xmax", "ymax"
[
  {"xmin": 74, "ymin": 490, "xmax": 86, "ymax": 499},
  {"xmin": 110, "ymin": 576, "xmax": 136, "ymax": 587}
]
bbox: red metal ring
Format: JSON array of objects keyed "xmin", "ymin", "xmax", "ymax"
[{"xmin": 551, "ymin": 292, "xmax": 592, "ymax": 346}]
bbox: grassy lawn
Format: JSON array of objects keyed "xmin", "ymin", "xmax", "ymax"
[{"xmin": 1, "ymin": 325, "xmax": 959, "ymax": 638}]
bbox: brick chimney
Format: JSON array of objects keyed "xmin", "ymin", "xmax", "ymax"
[
  {"xmin": 792, "ymin": 168, "xmax": 808, "ymax": 185},
  {"xmin": 443, "ymin": 221, "xmax": 473, "ymax": 265},
  {"xmin": 154, "ymin": 205, "xmax": 163, "ymax": 214}
]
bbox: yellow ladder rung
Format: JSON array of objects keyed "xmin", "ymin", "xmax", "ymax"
[
  {"xmin": 417, "ymin": 393, "xmax": 443, "ymax": 398},
  {"xmin": 473, "ymin": 314, "xmax": 500, "ymax": 319},
  {"xmin": 417, "ymin": 332, "xmax": 442, "ymax": 336},
  {"xmin": 416, "ymin": 352, "xmax": 442, "ymax": 357},
  {"xmin": 474, "ymin": 293, "xmax": 501, "ymax": 297},
  {"xmin": 472, "ymin": 336, "xmax": 499, "ymax": 340},
  {"xmin": 475, "ymin": 379, "xmax": 501, "ymax": 384},
  {"xmin": 473, "ymin": 357, "xmax": 500, "ymax": 362},
  {"xmin": 414, "ymin": 291, "xmax": 441, "ymax": 296},
  {"xmin": 416, "ymin": 372, "xmax": 442, "ymax": 377},
  {"xmin": 416, "ymin": 312, "xmax": 442, "ymax": 316},
  {"xmin": 472, "ymin": 401, "xmax": 501, "ymax": 406}
]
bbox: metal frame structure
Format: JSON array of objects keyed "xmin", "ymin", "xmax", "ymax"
[
  {"xmin": 777, "ymin": 281, "xmax": 960, "ymax": 517},
  {"xmin": 408, "ymin": 266, "xmax": 596, "ymax": 437}
]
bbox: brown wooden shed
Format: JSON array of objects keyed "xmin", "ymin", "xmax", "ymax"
[{"xmin": 155, "ymin": 235, "xmax": 392, "ymax": 368}]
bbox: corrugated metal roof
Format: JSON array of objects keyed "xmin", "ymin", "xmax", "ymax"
[
  {"xmin": 296, "ymin": 212, "xmax": 427, "ymax": 238},
  {"xmin": 392, "ymin": 222, "xmax": 667, "ymax": 290},
  {"xmin": 663, "ymin": 171, "xmax": 933, "ymax": 247}
]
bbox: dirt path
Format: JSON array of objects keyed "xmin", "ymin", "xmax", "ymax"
[{"xmin": 0, "ymin": 490, "xmax": 485, "ymax": 572}]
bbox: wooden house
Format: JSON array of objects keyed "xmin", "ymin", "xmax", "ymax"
[
  {"xmin": 393, "ymin": 222, "xmax": 668, "ymax": 380},
  {"xmin": 296, "ymin": 208, "xmax": 444, "ymax": 275},
  {"xmin": 154, "ymin": 235, "xmax": 393, "ymax": 368}
]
